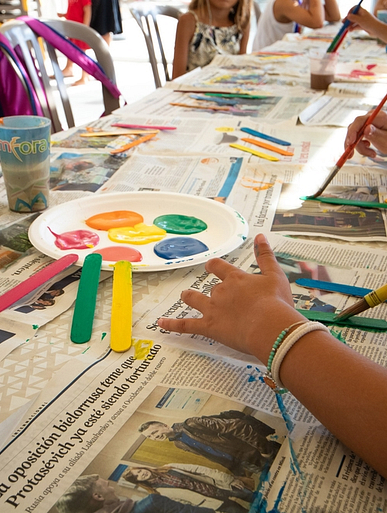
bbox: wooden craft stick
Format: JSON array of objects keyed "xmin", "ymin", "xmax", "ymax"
[
  {"xmin": 229, "ymin": 143, "xmax": 279, "ymax": 161},
  {"xmin": 0, "ymin": 254, "xmax": 78, "ymax": 313},
  {"xmin": 242, "ymin": 137, "xmax": 294, "ymax": 156},
  {"xmin": 71, "ymin": 253, "xmax": 102, "ymax": 344},
  {"xmin": 296, "ymin": 309, "xmax": 387, "ymax": 331},
  {"xmin": 80, "ymin": 130, "xmax": 159, "ymax": 137},
  {"xmin": 109, "ymin": 132, "xmax": 157, "ymax": 155},
  {"xmin": 110, "ymin": 260, "xmax": 133, "ymax": 352},
  {"xmin": 170, "ymin": 102, "xmax": 231, "ymax": 111}
]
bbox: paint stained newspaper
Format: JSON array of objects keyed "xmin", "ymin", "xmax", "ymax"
[{"xmin": 0, "ymin": 235, "xmax": 386, "ymax": 513}]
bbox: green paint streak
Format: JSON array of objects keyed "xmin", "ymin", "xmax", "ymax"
[
  {"xmin": 32, "ymin": 325, "xmax": 39, "ymax": 330},
  {"xmin": 101, "ymin": 332, "xmax": 107, "ymax": 340}
]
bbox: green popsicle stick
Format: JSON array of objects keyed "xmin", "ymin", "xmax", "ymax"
[
  {"xmin": 71, "ymin": 253, "xmax": 102, "ymax": 344},
  {"xmin": 296, "ymin": 309, "xmax": 387, "ymax": 331}
]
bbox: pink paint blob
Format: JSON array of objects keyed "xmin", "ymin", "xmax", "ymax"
[
  {"xmin": 48, "ymin": 227, "xmax": 100, "ymax": 250},
  {"xmin": 93, "ymin": 246, "xmax": 143, "ymax": 262}
]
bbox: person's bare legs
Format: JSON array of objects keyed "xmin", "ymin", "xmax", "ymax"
[
  {"xmin": 72, "ymin": 69, "xmax": 90, "ymax": 86},
  {"xmin": 61, "ymin": 58, "xmax": 74, "ymax": 77},
  {"xmin": 102, "ymin": 32, "xmax": 112, "ymax": 46}
]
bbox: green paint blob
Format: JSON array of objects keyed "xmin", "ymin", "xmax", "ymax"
[{"xmin": 153, "ymin": 214, "xmax": 207, "ymax": 234}]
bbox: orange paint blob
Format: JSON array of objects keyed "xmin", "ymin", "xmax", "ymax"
[{"xmin": 85, "ymin": 210, "xmax": 143, "ymax": 231}]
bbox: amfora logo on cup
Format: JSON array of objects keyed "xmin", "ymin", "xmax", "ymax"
[{"xmin": 0, "ymin": 136, "xmax": 49, "ymax": 162}]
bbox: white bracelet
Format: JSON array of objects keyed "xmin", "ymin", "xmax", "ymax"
[{"xmin": 271, "ymin": 321, "xmax": 330, "ymax": 391}]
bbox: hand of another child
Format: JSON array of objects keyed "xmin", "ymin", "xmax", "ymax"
[{"xmin": 345, "ymin": 110, "xmax": 387, "ymax": 158}]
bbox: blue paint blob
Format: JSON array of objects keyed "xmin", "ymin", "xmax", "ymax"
[{"xmin": 154, "ymin": 237, "xmax": 209, "ymax": 260}]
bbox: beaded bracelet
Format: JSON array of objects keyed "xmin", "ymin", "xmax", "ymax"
[
  {"xmin": 263, "ymin": 320, "xmax": 307, "ymax": 394},
  {"xmin": 267, "ymin": 321, "xmax": 330, "ymax": 394}
]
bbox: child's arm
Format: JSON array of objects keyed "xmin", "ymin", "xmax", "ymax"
[
  {"xmin": 347, "ymin": 6, "xmax": 387, "ymax": 42},
  {"xmin": 323, "ymin": 0, "xmax": 340, "ymax": 22},
  {"xmin": 172, "ymin": 13, "xmax": 197, "ymax": 79},
  {"xmin": 273, "ymin": 0, "xmax": 324, "ymax": 29},
  {"xmin": 239, "ymin": 22, "xmax": 250, "ymax": 54},
  {"xmin": 83, "ymin": 3, "xmax": 92, "ymax": 27}
]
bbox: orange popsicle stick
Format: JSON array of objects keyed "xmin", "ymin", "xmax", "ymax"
[
  {"xmin": 242, "ymin": 137, "xmax": 294, "ymax": 156},
  {"xmin": 109, "ymin": 132, "xmax": 157, "ymax": 155}
]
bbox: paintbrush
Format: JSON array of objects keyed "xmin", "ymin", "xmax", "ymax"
[
  {"xmin": 326, "ymin": 0, "xmax": 363, "ymax": 53},
  {"xmin": 334, "ymin": 283, "xmax": 387, "ymax": 320},
  {"xmin": 308, "ymin": 92, "xmax": 387, "ymax": 198}
]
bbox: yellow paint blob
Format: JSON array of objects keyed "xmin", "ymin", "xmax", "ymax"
[
  {"xmin": 215, "ymin": 126, "xmax": 234, "ymax": 132},
  {"xmin": 133, "ymin": 339, "xmax": 154, "ymax": 359},
  {"xmin": 108, "ymin": 223, "xmax": 167, "ymax": 244}
]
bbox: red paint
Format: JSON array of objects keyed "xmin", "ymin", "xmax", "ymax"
[
  {"xmin": 48, "ymin": 227, "xmax": 99, "ymax": 250},
  {"xmin": 93, "ymin": 246, "xmax": 143, "ymax": 262}
]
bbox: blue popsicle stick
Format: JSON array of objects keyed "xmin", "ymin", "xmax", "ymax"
[
  {"xmin": 295, "ymin": 278, "xmax": 372, "ymax": 297},
  {"xmin": 240, "ymin": 127, "xmax": 291, "ymax": 146}
]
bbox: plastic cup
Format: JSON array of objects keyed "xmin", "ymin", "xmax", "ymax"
[
  {"xmin": 309, "ymin": 49, "xmax": 338, "ymax": 91},
  {"xmin": 0, "ymin": 116, "xmax": 51, "ymax": 212}
]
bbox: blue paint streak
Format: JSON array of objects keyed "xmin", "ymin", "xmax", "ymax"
[
  {"xmin": 276, "ymin": 394, "xmax": 294, "ymax": 433},
  {"xmin": 218, "ymin": 157, "xmax": 243, "ymax": 198}
]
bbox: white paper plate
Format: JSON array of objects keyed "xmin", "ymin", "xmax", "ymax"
[{"xmin": 28, "ymin": 192, "xmax": 249, "ymax": 271}]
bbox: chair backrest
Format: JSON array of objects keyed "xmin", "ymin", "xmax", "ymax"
[
  {"xmin": 129, "ymin": 2, "xmax": 181, "ymax": 88},
  {"xmin": 0, "ymin": 18, "xmax": 120, "ymax": 132},
  {"xmin": 0, "ymin": 0, "xmax": 41, "ymax": 22}
]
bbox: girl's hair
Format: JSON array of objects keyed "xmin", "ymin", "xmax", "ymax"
[{"xmin": 189, "ymin": 0, "xmax": 251, "ymax": 31}]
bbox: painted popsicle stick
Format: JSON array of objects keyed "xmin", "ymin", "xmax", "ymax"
[
  {"xmin": 71, "ymin": 253, "xmax": 102, "ymax": 344},
  {"xmin": 301, "ymin": 196, "xmax": 387, "ymax": 209},
  {"xmin": 110, "ymin": 260, "xmax": 132, "ymax": 352},
  {"xmin": 295, "ymin": 278, "xmax": 372, "ymax": 297},
  {"xmin": 80, "ymin": 130, "xmax": 159, "ymax": 137},
  {"xmin": 170, "ymin": 102, "xmax": 231, "ymax": 111},
  {"xmin": 241, "ymin": 137, "xmax": 294, "ymax": 156},
  {"xmin": 109, "ymin": 132, "xmax": 157, "ymax": 155},
  {"xmin": 112, "ymin": 123, "xmax": 176, "ymax": 130},
  {"xmin": 0, "ymin": 254, "xmax": 78, "ymax": 313},
  {"xmin": 296, "ymin": 309, "xmax": 387, "ymax": 331},
  {"xmin": 229, "ymin": 143, "xmax": 279, "ymax": 161},
  {"xmin": 240, "ymin": 127, "xmax": 291, "ymax": 146}
]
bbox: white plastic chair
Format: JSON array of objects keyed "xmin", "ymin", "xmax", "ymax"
[
  {"xmin": 129, "ymin": 2, "xmax": 181, "ymax": 88},
  {"xmin": 0, "ymin": 18, "xmax": 120, "ymax": 132}
]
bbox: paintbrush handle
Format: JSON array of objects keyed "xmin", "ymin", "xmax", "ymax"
[
  {"xmin": 364, "ymin": 283, "xmax": 387, "ymax": 307},
  {"xmin": 326, "ymin": 0, "xmax": 363, "ymax": 52}
]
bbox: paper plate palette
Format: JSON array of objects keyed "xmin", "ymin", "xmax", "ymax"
[{"xmin": 28, "ymin": 192, "xmax": 249, "ymax": 272}]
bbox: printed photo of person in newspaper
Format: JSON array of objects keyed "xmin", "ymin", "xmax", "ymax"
[{"xmin": 50, "ymin": 389, "xmax": 283, "ymax": 513}]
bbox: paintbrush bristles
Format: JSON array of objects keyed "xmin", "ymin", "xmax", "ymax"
[{"xmin": 335, "ymin": 298, "xmax": 369, "ymax": 320}]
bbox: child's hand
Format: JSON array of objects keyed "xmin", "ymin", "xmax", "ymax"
[
  {"xmin": 345, "ymin": 110, "xmax": 387, "ymax": 158},
  {"xmin": 158, "ymin": 234, "xmax": 305, "ymax": 361}
]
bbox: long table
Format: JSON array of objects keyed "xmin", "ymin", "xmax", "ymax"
[{"xmin": 0, "ymin": 22, "xmax": 387, "ymax": 513}]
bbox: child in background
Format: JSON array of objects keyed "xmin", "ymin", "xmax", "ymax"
[
  {"xmin": 58, "ymin": 0, "xmax": 92, "ymax": 85},
  {"xmin": 252, "ymin": 0, "xmax": 340, "ymax": 51},
  {"xmin": 172, "ymin": 0, "xmax": 251, "ymax": 79}
]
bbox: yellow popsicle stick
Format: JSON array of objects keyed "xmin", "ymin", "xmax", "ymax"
[
  {"xmin": 241, "ymin": 137, "xmax": 294, "ymax": 156},
  {"xmin": 110, "ymin": 260, "xmax": 132, "ymax": 353},
  {"xmin": 80, "ymin": 130, "xmax": 159, "ymax": 137},
  {"xmin": 229, "ymin": 143, "xmax": 279, "ymax": 162}
]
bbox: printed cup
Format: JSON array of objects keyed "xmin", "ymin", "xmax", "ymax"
[
  {"xmin": 309, "ymin": 49, "xmax": 338, "ymax": 91},
  {"xmin": 0, "ymin": 116, "xmax": 51, "ymax": 212}
]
